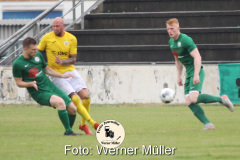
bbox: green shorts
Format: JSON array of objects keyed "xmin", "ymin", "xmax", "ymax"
[
  {"xmin": 30, "ymin": 85, "xmax": 72, "ymax": 107},
  {"xmin": 184, "ymin": 68, "xmax": 205, "ymax": 95}
]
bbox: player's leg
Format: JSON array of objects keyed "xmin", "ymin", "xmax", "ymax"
[
  {"xmin": 31, "ymin": 91, "xmax": 78, "ymax": 135},
  {"xmin": 185, "ymin": 77, "xmax": 214, "ymax": 130},
  {"xmin": 66, "ymin": 102, "xmax": 77, "ymax": 128},
  {"xmin": 193, "ymin": 68, "xmax": 234, "ymax": 111},
  {"xmin": 49, "ymin": 95, "xmax": 75, "ymax": 135},
  {"xmin": 197, "ymin": 94, "xmax": 234, "ymax": 112},
  {"xmin": 68, "ymin": 92, "xmax": 93, "ymax": 135},
  {"xmin": 51, "ymin": 71, "xmax": 99, "ymax": 134},
  {"xmin": 70, "ymin": 70, "xmax": 91, "ymax": 125},
  {"xmin": 187, "ymin": 93, "xmax": 211, "ymax": 125},
  {"xmin": 70, "ymin": 93, "xmax": 99, "ymax": 130},
  {"xmin": 50, "ymin": 76, "xmax": 78, "ymax": 128},
  {"xmin": 69, "ymin": 70, "xmax": 99, "ymax": 133},
  {"xmin": 77, "ymin": 89, "xmax": 95, "ymax": 135},
  {"xmin": 52, "ymin": 84, "xmax": 78, "ymax": 130},
  {"xmin": 78, "ymin": 88, "xmax": 91, "ymax": 127}
]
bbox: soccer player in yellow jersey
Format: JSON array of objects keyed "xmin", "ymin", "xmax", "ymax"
[{"xmin": 38, "ymin": 17, "xmax": 99, "ymax": 135}]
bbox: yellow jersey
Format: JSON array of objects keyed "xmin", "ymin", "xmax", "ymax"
[{"xmin": 38, "ymin": 31, "xmax": 77, "ymax": 73}]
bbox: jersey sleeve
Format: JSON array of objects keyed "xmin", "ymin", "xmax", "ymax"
[
  {"xmin": 12, "ymin": 61, "xmax": 23, "ymax": 78},
  {"xmin": 70, "ymin": 36, "xmax": 77, "ymax": 55},
  {"xmin": 38, "ymin": 35, "xmax": 47, "ymax": 51},
  {"xmin": 185, "ymin": 36, "xmax": 197, "ymax": 53}
]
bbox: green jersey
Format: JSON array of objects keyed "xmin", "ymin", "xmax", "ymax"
[
  {"xmin": 168, "ymin": 33, "xmax": 197, "ymax": 77},
  {"xmin": 12, "ymin": 51, "xmax": 53, "ymax": 95}
]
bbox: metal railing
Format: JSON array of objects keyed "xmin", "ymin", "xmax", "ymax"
[
  {"xmin": 0, "ymin": 0, "xmax": 64, "ymax": 55},
  {"xmin": 66, "ymin": 0, "xmax": 105, "ymax": 30},
  {"xmin": 0, "ymin": 0, "xmax": 104, "ymax": 65}
]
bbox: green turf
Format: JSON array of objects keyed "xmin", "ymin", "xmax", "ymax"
[{"xmin": 0, "ymin": 104, "xmax": 239, "ymax": 160}]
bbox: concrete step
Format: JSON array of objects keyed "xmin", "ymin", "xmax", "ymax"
[
  {"xmin": 69, "ymin": 27, "xmax": 240, "ymax": 45},
  {"xmin": 83, "ymin": 10, "xmax": 240, "ymax": 29},
  {"xmin": 76, "ymin": 44, "xmax": 240, "ymax": 63},
  {"xmin": 93, "ymin": 0, "xmax": 240, "ymax": 13}
]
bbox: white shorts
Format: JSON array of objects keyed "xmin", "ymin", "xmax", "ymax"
[{"xmin": 50, "ymin": 70, "xmax": 87, "ymax": 96}]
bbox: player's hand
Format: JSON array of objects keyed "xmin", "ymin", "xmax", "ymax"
[
  {"xmin": 193, "ymin": 75, "xmax": 200, "ymax": 85},
  {"xmin": 177, "ymin": 78, "xmax": 183, "ymax": 86},
  {"xmin": 62, "ymin": 73, "xmax": 74, "ymax": 78},
  {"xmin": 55, "ymin": 56, "xmax": 62, "ymax": 64},
  {"xmin": 32, "ymin": 81, "xmax": 38, "ymax": 90}
]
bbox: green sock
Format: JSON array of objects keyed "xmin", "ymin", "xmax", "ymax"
[
  {"xmin": 68, "ymin": 114, "xmax": 76, "ymax": 128},
  {"xmin": 197, "ymin": 94, "xmax": 222, "ymax": 104},
  {"xmin": 188, "ymin": 103, "xmax": 210, "ymax": 124},
  {"xmin": 58, "ymin": 110, "xmax": 72, "ymax": 134}
]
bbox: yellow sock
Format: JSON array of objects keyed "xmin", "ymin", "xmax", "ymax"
[
  {"xmin": 81, "ymin": 98, "xmax": 91, "ymax": 126},
  {"xmin": 71, "ymin": 95, "xmax": 96, "ymax": 128}
]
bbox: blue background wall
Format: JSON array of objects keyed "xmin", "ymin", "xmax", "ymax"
[{"xmin": 3, "ymin": 11, "xmax": 62, "ymax": 19}]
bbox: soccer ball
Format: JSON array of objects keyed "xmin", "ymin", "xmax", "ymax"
[{"xmin": 160, "ymin": 88, "xmax": 175, "ymax": 103}]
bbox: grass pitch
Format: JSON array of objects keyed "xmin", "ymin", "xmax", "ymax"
[{"xmin": 0, "ymin": 104, "xmax": 239, "ymax": 160}]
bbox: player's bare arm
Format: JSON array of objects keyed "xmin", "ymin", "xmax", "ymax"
[
  {"xmin": 174, "ymin": 56, "xmax": 183, "ymax": 86},
  {"xmin": 55, "ymin": 54, "xmax": 77, "ymax": 65},
  {"xmin": 43, "ymin": 66, "xmax": 74, "ymax": 78},
  {"xmin": 190, "ymin": 48, "xmax": 202, "ymax": 85},
  {"xmin": 14, "ymin": 77, "xmax": 38, "ymax": 90}
]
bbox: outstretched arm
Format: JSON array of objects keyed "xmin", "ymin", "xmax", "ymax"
[
  {"xmin": 43, "ymin": 66, "xmax": 74, "ymax": 78},
  {"xmin": 190, "ymin": 48, "xmax": 202, "ymax": 85}
]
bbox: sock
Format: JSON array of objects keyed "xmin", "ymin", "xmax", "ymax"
[
  {"xmin": 58, "ymin": 110, "xmax": 72, "ymax": 134},
  {"xmin": 188, "ymin": 103, "xmax": 210, "ymax": 124},
  {"xmin": 197, "ymin": 94, "xmax": 222, "ymax": 104},
  {"xmin": 72, "ymin": 95, "xmax": 96, "ymax": 128},
  {"xmin": 68, "ymin": 114, "xmax": 76, "ymax": 128},
  {"xmin": 81, "ymin": 98, "xmax": 91, "ymax": 126}
]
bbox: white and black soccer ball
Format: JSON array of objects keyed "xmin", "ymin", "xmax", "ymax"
[{"xmin": 160, "ymin": 88, "xmax": 175, "ymax": 103}]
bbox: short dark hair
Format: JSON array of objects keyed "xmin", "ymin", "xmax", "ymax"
[{"xmin": 22, "ymin": 37, "xmax": 37, "ymax": 48}]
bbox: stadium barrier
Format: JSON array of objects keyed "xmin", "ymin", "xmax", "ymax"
[{"xmin": 0, "ymin": 64, "xmax": 221, "ymax": 104}]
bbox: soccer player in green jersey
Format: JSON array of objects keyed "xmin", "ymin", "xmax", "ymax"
[
  {"xmin": 166, "ymin": 18, "xmax": 234, "ymax": 130},
  {"xmin": 13, "ymin": 37, "xmax": 80, "ymax": 135}
]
